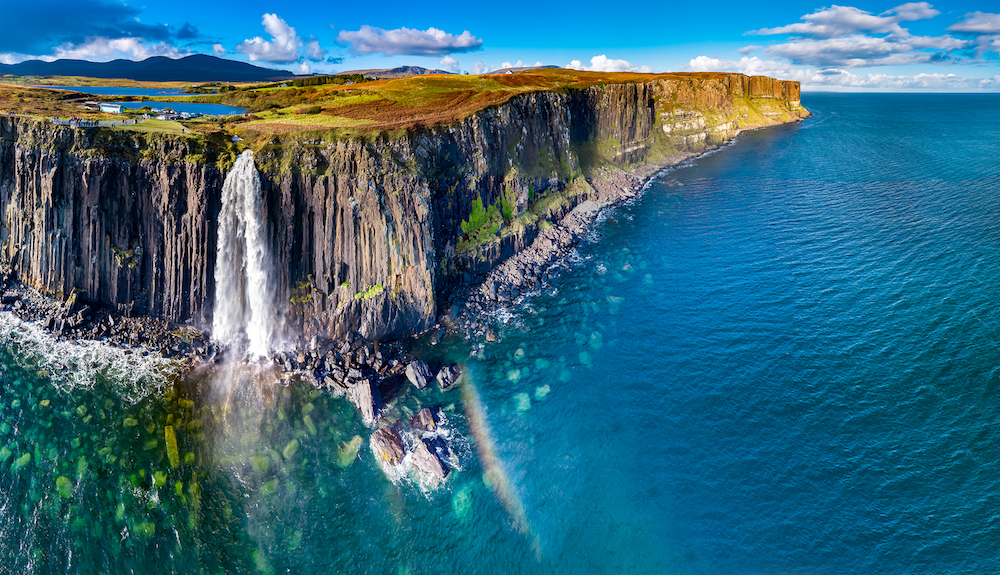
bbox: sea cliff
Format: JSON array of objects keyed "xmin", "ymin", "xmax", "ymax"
[{"xmin": 0, "ymin": 73, "xmax": 807, "ymax": 346}]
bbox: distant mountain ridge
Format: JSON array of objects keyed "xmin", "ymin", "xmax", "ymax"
[
  {"xmin": 484, "ymin": 65, "xmax": 560, "ymax": 75},
  {"xmin": 0, "ymin": 55, "xmax": 297, "ymax": 82},
  {"xmin": 339, "ymin": 66, "xmax": 455, "ymax": 79}
]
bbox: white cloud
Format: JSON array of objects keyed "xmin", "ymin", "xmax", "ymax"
[
  {"xmin": 212, "ymin": 44, "xmax": 225, "ymax": 56},
  {"xmin": 304, "ymin": 39, "xmax": 325, "ymax": 61},
  {"xmin": 568, "ymin": 55, "xmax": 653, "ymax": 73},
  {"xmin": 684, "ymin": 55, "xmax": 999, "ymax": 92},
  {"xmin": 747, "ymin": 3, "xmax": 969, "ymax": 68},
  {"xmin": 535, "ymin": 61, "xmax": 544, "ymax": 66},
  {"xmin": 947, "ymin": 11, "xmax": 1000, "ymax": 33},
  {"xmin": 764, "ymin": 34, "xmax": 965, "ymax": 67},
  {"xmin": 500, "ymin": 60, "xmax": 523, "ymax": 69},
  {"xmin": 50, "ymin": 37, "xmax": 184, "ymax": 61},
  {"xmin": 299, "ymin": 62, "xmax": 311, "ymax": 74},
  {"xmin": 0, "ymin": 53, "xmax": 33, "ymax": 65},
  {"xmin": 236, "ymin": 14, "xmax": 302, "ymax": 63},
  {"xmin": 0, "ymin": 36, "xmax": 185, "ymax": 65},
  {"xmin": 947, "ymin": 11, "xmax": 1000, "ymax": 58},
  {"xmin": 472, "ymin": 60, "xmax": 491, "ymax": 74},
  {"xmin": 337, "ymin": 26, "xmax": 483, "ymax": 56},
  {"xmin": 438, "ymin": 55, "xmax": 460, "ymax": 72},
  {"xmin": 750, "ymin": 3, "xmax": 939, "ymax": 38}
]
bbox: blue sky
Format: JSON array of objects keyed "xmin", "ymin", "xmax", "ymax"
[{"xmin": 0, "ymin": 0, "xmax": 997, "ymax": 91}]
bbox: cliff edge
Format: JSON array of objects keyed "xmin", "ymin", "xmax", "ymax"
[{"xmin": 0, "ymin": 72, "xmax": 808, "ymax": 346}]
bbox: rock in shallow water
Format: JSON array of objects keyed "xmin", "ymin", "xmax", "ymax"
[
  {"xmin": 371, "ymin": 427, "xmax": 406, "ymax": 466},
  {"xmin": 410, "ymin": 407, "xmax": 437, "ymax": 432},
  {"xmin": 347, "ymin": 379, "xmax": 382, "ymax": 427},
  {"xmin": 405, "ymin": 360, "xmax": 433, "ymax": 390},
  {"xmin": 436, "ymin": 364, "xmax": 462, "ymax": 390},
  {"xmin": 412, "ymin": 438, "xmax": 449, "ymax": 483}
]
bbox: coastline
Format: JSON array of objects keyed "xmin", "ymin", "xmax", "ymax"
[
  {"xmin": 457, "ymin": 150, "xmax": 702, "ymax": 339},
  {"xmin": 0, "ymin": 129, "xmax": 788, "ymax": 366}
]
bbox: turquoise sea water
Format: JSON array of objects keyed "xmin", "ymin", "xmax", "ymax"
[{"xmin": 1, "ymin": 93, "xmax": 998, "ymax": 574}]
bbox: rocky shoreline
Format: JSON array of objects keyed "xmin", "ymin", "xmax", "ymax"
[
  {"xmin": 0, "ymin": 264, "xmax": 464, "ymax": 485},
  {"xmin": 0, "ymin": 136, "xmax": 767, "ymax": 489},
  {"xmin": 1, "ymin": 146, "xmax": 706, "ymax": 385},
  {"xmin": 457, "ymin": 151, "xmax": 700, "ymax": 340}
]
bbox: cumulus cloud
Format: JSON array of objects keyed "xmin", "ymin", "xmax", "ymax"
[
  {"xmin": 305, "ymin": 39, "xmax": 325, "ymax": 61},
  {"xmin": 0, "ymin": 0, "xmax": 200, "ymax": 54},
  {"xmin": 0, "ymin": 0, "xmax": 201, "ymax": 63},
  {"xmin": 684, "ymin": 55, "xmax": 999, "ymax": 91},
  {"xmin": 337, "ymin": 26, "xmax": 483, "ymax": 56},
  {"xmin": 236, "ymin": 14, "xmax": 303, "ymax": 63},
  {"xmin": 48, "ymin": 37, "xmax": 185, "ymax": 61},
  {"xmin": 438, "ymin": 55, "xmax": 460, "ymax": 72},
  {"xmin": 948, "ymin": 11, "xmax": 1000, "ymax": 33},
  {"xmin": 501, "ymin": 60, "xmax": 523, "ymax": 69},
  {"xmin": 947, "ymin": 11, "xmax": 1000, "ymax": 58},
  {"xmin": 568, "ymin": 55, "xmax": 653, "ymax": 73},
  {"xmin": 764, "ymin": 34, "xmax": 965, "ymax": 67},
  {"xmin": 747, "ymin": 3, "xmax": 969, "ymax": 68},
  {"xmin": 750, "ymin": 3, "xmax": 939, "ymax": 38},
  {"xmin": 472, "ymin": 60, "xmax": 491, "ymax": 74},
  {"xmin": 212, "ymin": 44, "xmax": 226, "ymax": 56}
]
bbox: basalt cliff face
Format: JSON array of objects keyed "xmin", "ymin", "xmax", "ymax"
[{"xmin": 0, "ymin": 74, "xmax": 807, "ymax": 343}]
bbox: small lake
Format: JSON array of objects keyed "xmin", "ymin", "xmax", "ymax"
[
  {"xmin": 112, "ymin": 101, "xmax": 245, "ymax": 116},
  {"xmin": 38, "ymin": 86, "xmax": 191, "ymax": 97}
]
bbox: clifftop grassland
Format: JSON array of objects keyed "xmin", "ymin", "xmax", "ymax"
[{"xmin": 2, "ymin": 70, "xmax": 805, "ymax": 170}]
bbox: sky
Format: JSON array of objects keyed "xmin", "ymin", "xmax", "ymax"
[{"xmin": 0, "ymin": 0, "xmax": 997, "ymax": 91}]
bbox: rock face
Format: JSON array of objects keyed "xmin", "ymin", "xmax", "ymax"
[
  {"xmin": 435, "ymin": 364, "xmax": 462, "ymax": 390},
  {"xmin": 405, "ymin": 360, "xmax": 433, "ymax": 390},
  {"xmin": 411, "ymin": 438, "xmax": 449, "ymax": 483},
  {"xmin": 0, "ymin": 74, "xmax": 807, "ymax": 344},
  {"xmin": 346, "ymin": 379, "xmax": 382, "ymax": 427},
  {"xmin": 410, "ymin": 407, "xmax": 437, "ymax": 432},
  {"xmin": 370, "ymin": 426, "xmax": 406, "ymax": 466}
]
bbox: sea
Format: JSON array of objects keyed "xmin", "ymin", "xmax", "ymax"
[{"xmin": 1, "ymin": 92, "xmax": 998, "ymax": 574}]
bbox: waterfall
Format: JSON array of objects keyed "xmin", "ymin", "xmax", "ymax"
[{"xmin": 213, "ymin": 150, "xmax": 278, "ymax": 358}]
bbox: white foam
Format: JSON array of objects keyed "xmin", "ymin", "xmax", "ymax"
[{"xmin": 0, "ymin": 312, "xmax": 177, "ymax": 405}]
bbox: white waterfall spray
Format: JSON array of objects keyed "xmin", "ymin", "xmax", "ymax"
[{"xmin": 213, "ymin": 149, "xmax": 278, "ymax": 358}]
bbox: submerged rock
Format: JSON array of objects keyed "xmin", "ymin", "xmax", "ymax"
[
  {"xmin": 405, "ymin": 360, "xmax": 433, "ymax": 390},
  {"xmin": 371, "ymin": 427, "xmax": 406, "ymax": 466},
  {"xmin": 347, "ymin": 379, "xmax": 382, "ymax": 427},
  {"xmin": 412, "ymin": 438, "xmax": 449, "ymax": 483},
  {"xmin": 336, "ymin": 435, "xmax": 364, "ymax": 468},
  {"xmin": 436, "ymin": 364, "xmax": 462, "ymax": 390}
]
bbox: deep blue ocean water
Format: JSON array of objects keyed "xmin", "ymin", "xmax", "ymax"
[{"xmin": 1, "ymin": 93, "xmax": 998, "ymax": 574}]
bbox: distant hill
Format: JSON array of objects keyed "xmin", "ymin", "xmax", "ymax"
[
  {"xmin": 340, "ymin": 66, "xmax": 455, "ymax": 79},
  {"xmin": 0, "ymin": 55, "xmax": 297, "ymax": 82},
  {"xmin": 484, "ymin": 65, "xmax": 561, "ymax": 75}
]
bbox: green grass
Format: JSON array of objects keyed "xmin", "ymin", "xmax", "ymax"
[
  {"xmin": 113, "ymin": 119, "xmax": 189, "ymax": 135},
  {"xmin": 241, "ymin": 112, "xmax": 374, "ymax": 131}
]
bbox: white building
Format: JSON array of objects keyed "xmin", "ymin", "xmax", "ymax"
[{"xmin": 98, "ymin": 103, "xmax": 123, "ymax": 114}]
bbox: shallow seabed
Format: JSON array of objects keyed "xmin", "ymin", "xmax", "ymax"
[{"xmin": 2, "ymin": 93, "xmax": 999, "ymax": 574}]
